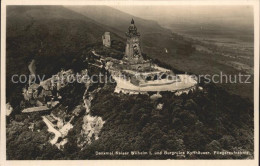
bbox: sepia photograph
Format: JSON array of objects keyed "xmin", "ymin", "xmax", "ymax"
[{"xmin": 0, "ymin": 0, "xmax": 259, "ymax": 165}]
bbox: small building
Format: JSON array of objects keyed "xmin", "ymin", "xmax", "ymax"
[
  {"xmin": 22, "ymin": 106, "xmax": 50, "ymax": 113},
  {"xmin": 45, "ymin": 115, "xmax": 58, "ymax": 125},
  {"xmin": 102, "ymin": 32, "xmax": 111, "ymax": 48}
]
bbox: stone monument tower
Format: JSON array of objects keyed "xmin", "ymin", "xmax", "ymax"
[{"xmin": 124, "ymin": 19, "xmax": 144, "ymax": 63}]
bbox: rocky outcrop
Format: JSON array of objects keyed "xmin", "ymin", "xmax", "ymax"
[
  {"xmin": 78, "ymin": 115, "xmax": 104, "ymax": 147},
  {"xmin": 6, "ymin": 103, "xmax": 13, "ymax": 116},
  {"xmin": 78, "ymin": 80, "xmax": 105, "ymax": 148}
]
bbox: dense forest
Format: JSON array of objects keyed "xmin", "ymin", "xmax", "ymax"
[{"xmin": 6, "ymin": 79, "xmax": 254, "ymax": 159}]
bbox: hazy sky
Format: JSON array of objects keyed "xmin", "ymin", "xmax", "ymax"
[{"xmin": 112, "ymin": 6, "xmax": 253, "ymax": 28}]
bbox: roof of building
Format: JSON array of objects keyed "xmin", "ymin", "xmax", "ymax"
[{"xmin": 22, "ymin": 106, "xmax": 50, "ymax": 113}]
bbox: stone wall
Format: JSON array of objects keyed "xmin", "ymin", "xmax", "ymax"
[{"xmin": 127, "ymin": 62, "xmax": 151, "ymax": 71}]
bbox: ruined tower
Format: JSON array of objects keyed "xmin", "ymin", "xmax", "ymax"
[
  {"xmin": 102, "ymin": 32, "xmax": 111, "ymax": 48},
  {"xmin": 124, "ymin": 19, "xmax": 144, "ymax": 63}
]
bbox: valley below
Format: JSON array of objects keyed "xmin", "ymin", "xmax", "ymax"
[{"xmin": 143, "ymin": 28, "xmax": 254, "ymax": 101}]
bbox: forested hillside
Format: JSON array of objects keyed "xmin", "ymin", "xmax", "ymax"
[
  {"xmin": 7, "ymin": 80, "xmax": 254, "ymax": 159},
  {"xmin": 6, "ymin": 6, "xmax": 123, "ymax": 105}
]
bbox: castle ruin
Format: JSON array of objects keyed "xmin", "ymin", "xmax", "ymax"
[{"xmin": 102, "ymin": 32, "xmax": 111, "ymax": 48}]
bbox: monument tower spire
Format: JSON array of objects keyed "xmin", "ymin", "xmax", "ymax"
[
  {"xmin": 124, "ymin": 18, "xmax": 145, "ymax": 65},
  {"xmin": 131, "ymin": 18, "xmax": 134, "ymax": 24}
]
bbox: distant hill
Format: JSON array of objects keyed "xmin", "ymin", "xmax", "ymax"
[
  {"xmin": 65, "ymin": 6, "xmax": 191, "ymax": 62},
  {"xmin": 7, "ymin": 5, "xmax": 122, "ymax": 57},
  {"xmin": 65, "ymin": 5, "xmax": 170, "ymax": 36}
]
